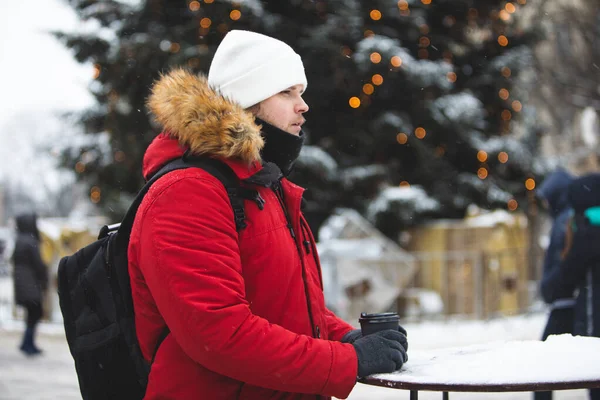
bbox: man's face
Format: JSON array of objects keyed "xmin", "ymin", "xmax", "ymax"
[{"xmin": 254, "ymin": 85, "xmax": 309, "ymax": 136}]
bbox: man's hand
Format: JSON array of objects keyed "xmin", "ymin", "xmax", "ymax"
[
  {"xmin": 351, "ymin": 329, "xmax": 408, "ymax": 378},
  {"xmin": 341, "ymin": 325, "xmax": 408, "ymax": 350}
]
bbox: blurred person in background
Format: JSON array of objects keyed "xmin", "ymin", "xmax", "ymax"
[
  {"xmin": 542, "ymin": 172, "xmax": 600, "ymax": 400},
  {"xmin": 535, "ymin": 168, "xmax": 575, "ymax": 400},
  {"xmin": 11, "ymin": 212, "xmax": 48, "ymax": 356}
]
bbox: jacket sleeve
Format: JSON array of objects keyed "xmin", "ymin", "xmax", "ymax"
[
  {"xmin": 541, "ymin": 224, "xmax": 596, "ymax": 302},
  {"xmin": 324, "ymin": 307, "xmax": 355, "ymax": 341},
  {"xmin": 540, "ymin": 211, "xmax": 572, "ymax": 303},
  {"xmin": 138, "ymin": 175, "xmax": 357, "ymax": 399}
]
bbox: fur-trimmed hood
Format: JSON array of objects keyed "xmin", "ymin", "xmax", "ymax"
[{"xmin": 147, "ymin": 68, "xmax": 264, "ymax": 164}]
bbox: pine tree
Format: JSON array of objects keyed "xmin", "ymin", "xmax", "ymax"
[{"xmin": 57, "ymin": 0, "xmax": 538, "ymax": 238}]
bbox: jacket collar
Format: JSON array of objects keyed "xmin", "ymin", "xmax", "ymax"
[{"xmin": 147, "ymin": 68, "xmax": 264, "ymax": 165}]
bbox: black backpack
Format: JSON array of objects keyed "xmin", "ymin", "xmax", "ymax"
[{"xmin": 57, "ymin": 156, "xmax": 259, "ymax": 400}]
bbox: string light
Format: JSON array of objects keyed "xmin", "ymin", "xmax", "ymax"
[
  {"xmin": 501, "ymin": 110, "xmax": 512, "ymax": 121},
  {"xmin": 477, "ymin": 150, "xmax": 488, "ymax": 162},
  {"xmin": 421, "ymin": 0, "xmax": 431, "ymax": 4},
  {"xmin": 498, "ymin": 35, "xmax": 509, "ymax": 46},
  {"xmin": 93, "ymin": 64, "xmax": 101, "ymax": 79},
  {"xmin": 499, "ymin": 88, "xmax": 509, "ymax": 100},
  {"xmin": 446, "ymin": 72, "xmax": 457, "ymax": 82},
  {"xmin": 204, "ymin": 0, "xmax": 214, "ymax": 3},
  {"xmin": 189, "ymin": 1, "xmax": 200, "ymax": 11},
  {"xmin": 363, "ymin": 83, "xmax": 375, "ymax": 95},
  {"xmin": 512, "ymin": 100, "xmax": 522, "ymax": 112},
  {"xmin": 349, "ymin": 97, "xmax": 361, "ymax": 108},
  {"xmin": 415, "ymin": 127, "xmax": 426, "ymax": 139},
  {"xmin": 391, "ymin": 56, "xmax": 403, "ymax": 67},
  {"xmin": 477, "ymin": 168, "xmax": 488, "ymax": 179},
  {"xmin": 396, "ymin": 133, "xmax": 408, "ymax": 144},
  {"xmin": 498, "ymin": 152, "xmax": 509, "ymax": 163},
  {"xmin": 443, "ymin": 15, "xmax": 456, "ymax": 27},
  {"xmin": 399, "ymin": 181, "xmax": 410, "ymax": 187},
  {"xmin": 505, "ymin": 3, "xmax": 516, "ymax": 13},
  {"xmin": 187, "ymin": 57, "xmax": 200, "ymax": 68},
  {"xmin": 75, "ymin": 162, "xmax": 85, "ymax": 173},
  {"xmin": 372, "ymin": 74, "xmax": 384, "ymax": 85},
  {"xmin": 508, "ymin": 199, "xmax": 518, "ymax": 211},
  {"xmin": 499, "ymin": 10, "xmax": 511, "ymax": 21},
  {"xmin": 525, "ymin": 178, "xmax": 536, "ymax": 190},
  {"xmin": 90, "ymin": 186, "xmax": 101, "ymax": 204},
  {"xmin": 170, "ymin": 42, "xmax": 181, "ymax": 53},
  {"xmin": 419, "ymin": 37, "xmax": 431, "ymax": 47},
  {"xmin": 200, "ymin": 17, "xmax": 212, "ymax": 28},
  {"xmin": 114, "ymin": 151, "xmax": 126, "ymax": 162},
  {"xmin": 398, "ymin": 0, "xmax": 409, "ymax": 11},
  {"xmin": 364, "ymin": 30, "xmax": 375, "ymax": 38},
  {"xmin": 370, "ymin": 9, "xmax": 382, "ymax": 20},
  {"xmin": 370, "ymin": 52, "xmax": 382, "ymax": 63},
  {"xmin": 230, "ymin": 10, "xmax": 241, "ymax": 20},
  {"xmin": 501, "ymin": 67, "xmax": 512, "ymax": 77}
]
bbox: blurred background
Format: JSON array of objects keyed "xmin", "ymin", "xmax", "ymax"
[{"xmin": 0, "ymin": 0, "xmax": 598, "ymax": 398}]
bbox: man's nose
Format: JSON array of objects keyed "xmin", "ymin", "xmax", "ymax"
[{"xmin": 297, "ymin": 97, "xmax": 309, "ymax": 113}]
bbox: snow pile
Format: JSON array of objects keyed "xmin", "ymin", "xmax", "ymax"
[{"xmin": 464, "ymin": 209, "xmax": 527, "ymax": 228}]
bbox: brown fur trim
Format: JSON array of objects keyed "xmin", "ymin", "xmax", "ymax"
[{"xmin": 147, "ymin": 68, "xmax": 264, "ymax": 164}]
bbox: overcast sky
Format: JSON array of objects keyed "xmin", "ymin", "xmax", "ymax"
[
  {"xmin": 0, "ymin": 1, "xmax": 96, "ymax": 210},
  {"xmin": 0, "ymin": 1, "xmax": 94, "ymax": 129}
]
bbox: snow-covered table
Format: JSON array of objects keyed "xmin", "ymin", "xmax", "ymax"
[{"xmin": 359, "ymin": 335, "xmax": 600, "ymax": 399}]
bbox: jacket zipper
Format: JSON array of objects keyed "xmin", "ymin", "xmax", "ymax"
[
  {"xmin": 272, "ymin": 181, "xmax": 319, "ymax": 339},
  {"xmin": 300, "ymin": 219, "xmax": 325, "ymax": 291}
]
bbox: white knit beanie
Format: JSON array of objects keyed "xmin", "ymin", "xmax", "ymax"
[{"xmin": 208, "ymin": 30, "xmax": 307, "ymax": 109}]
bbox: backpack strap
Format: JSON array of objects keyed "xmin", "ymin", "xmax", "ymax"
[
  {"xmin": 180, "ymin": 154, "xmax": 254, "ymax": 230},
  {"xmin": 111, "ymin": 155, "xmax": 257, "ymax": 365},
  {"xmin": 113, "ymin": 155, "xmax": 250, "ymax": 247}
]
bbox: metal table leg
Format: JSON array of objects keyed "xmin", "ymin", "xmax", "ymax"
[
  {"xmin": 443, "ymin": 392, "xmax": 449, "ymax": 400},
  {"xmin": 410, "ymin": 390, "xmax": 418, "ymax": 399}
]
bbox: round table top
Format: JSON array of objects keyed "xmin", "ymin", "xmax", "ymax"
[{"xmin": 359, "ymin": 335, "xmax": 600, "ymax": 392}]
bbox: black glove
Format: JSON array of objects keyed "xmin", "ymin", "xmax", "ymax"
[
  {"xmin": 341, "ymin": 329, "xmax": 362, "ymax": 344},
  {"xmin": 352, "ymin": 329, "xmax": 408, "ymax": 378},
  {"xmin": 342, "ymin": 325, "xmax": 409, "ymax": 350}
]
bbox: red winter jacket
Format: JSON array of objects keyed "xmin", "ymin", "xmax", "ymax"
[{"xmin": 128, "ymin": 69, "xmax": 358, "ymax": 400}]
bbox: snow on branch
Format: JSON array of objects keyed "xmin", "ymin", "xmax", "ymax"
[
  {"xmin": 354, "ymin": 35, "xmax": 453, "ymax": 90},
  {"xmin": 489, "ymin": 46, "xmax": 533, "ymax": 74},
  {"xmin": 296, "ymin": 145, "xmax": 338, "ymax": 181},
  {"xmin": 429, "ymin": 92, "xmax": 487, "ymax": 129},
  {"xmin": 366, "ymin": 185, "xmax": 441, "ymax": 224}
]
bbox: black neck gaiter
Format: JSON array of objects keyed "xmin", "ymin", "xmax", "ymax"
[{"xmin": 256, "ymin": 117, "xmax": 305, "ymax": 176}]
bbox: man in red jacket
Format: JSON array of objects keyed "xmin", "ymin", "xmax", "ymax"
[{"xmin": 129, "ymin": 30, "xmax": 408, "ymax": 400}]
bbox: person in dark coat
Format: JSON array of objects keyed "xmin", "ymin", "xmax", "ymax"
[
  {"xmin": 542, "ymin": 173, "xmax": 600, "ymax": 400},
  {"xmin": 535, "ymin": 169, "xmax": 575, "ymax": 400},
  {"xmin": 11, "ymin": 213, "xmax": 48, "ymax": 356}
]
